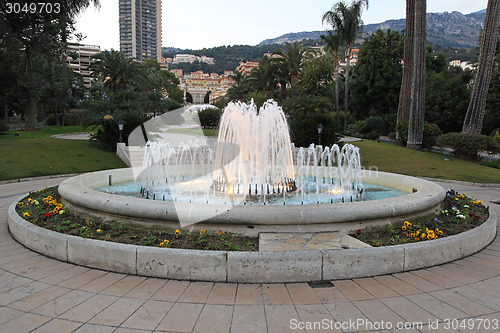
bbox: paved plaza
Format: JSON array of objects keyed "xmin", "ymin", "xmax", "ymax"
[{"xmin": 0, "ymin": 176, "xmax": 499, "ymax": 332}]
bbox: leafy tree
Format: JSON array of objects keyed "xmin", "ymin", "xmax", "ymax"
[
  {"xmin": 425, "ymin": 67, "xmax": 472, "ymax": 133},
  {"xmin": 462, "ymin": 0, "xmax": 500, "ymax": 134},
  {"xmin": 297, "ymin": 55, "xmax": 335, "ymax": 97},
  {"xmin": 322, "ymin": 0, "xmax": 369, "ymax": 131},
  {"xmin": 283, "ymin": 95, "xmax": 339, "ymax": 147},
  {"xmin": 350, "ymin": 29, "xmax": 404, "ymax": 125}
]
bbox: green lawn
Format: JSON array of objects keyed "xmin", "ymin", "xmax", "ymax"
[
  {"xmin": 165, "ymin": 128, "xmax": 218, "ymax": 136},
  {"xmin": 1, "ymin": 127, "xmax": 499, "ymax": 184},
  {"xmin": 352, "ymin": 140, "xmax": 500, "ymax": 184},
  {"xmin": 0, "ymin": 126, "xmax": 126, "ymax": 181}
]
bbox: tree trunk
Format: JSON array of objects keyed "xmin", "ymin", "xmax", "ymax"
[
  {"xmin": 397, "ymin": 0, "xmax": 415, "ymax": 139},
  {"xmin": 48, "ymin": 58, "xmax": 61, "ymax": 126},
  {"xmin": 462, "ymin": 0, "xmax": 500, "ymax": 134},
  {"xmin": 407, "ymin": 0, "xmax": 426, "ymax": 150},
  {"xmin": 291, "ymin": 73, "xmax": 298, "ymax": 97},
  {"xmin": 280, "ymin": 82, "xmax": 287, "ymax": 99},
  {"xmin": 23, "ymin": 46, "xmax": 37, "ymax": 130},
  {"xmin": 335, "ymin": 71, "xmax": 340, "ymax": 125},
  {"xmin": 344, "ymin": 48, "xmax": 351, "ymax": 132}
]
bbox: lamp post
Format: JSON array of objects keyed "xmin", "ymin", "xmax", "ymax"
[
  {"xmin": 118, "ymin": 120, "xmax": 124, "ymax": 143},
  {"xmin": 317, "ymin": 123, "xmax": 323, "ymax": 146}
]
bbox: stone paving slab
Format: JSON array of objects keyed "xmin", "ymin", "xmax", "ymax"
[
  {"xmin": 0, "ymin": 177, "xmax": 499, "ymax": 332},
  {"xmin": 259, "ymin": 231, "xmax": 372, "ymax": 251}
]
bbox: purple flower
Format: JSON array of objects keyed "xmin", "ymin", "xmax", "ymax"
[
  {"xmin": 426, "ymin": 222, "xmax": 430, "ymax": 226},
  {"xmin": 434, "ymin": 218, "xmax": 439, "ymax": 223}
]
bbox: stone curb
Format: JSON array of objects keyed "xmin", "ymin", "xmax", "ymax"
[{"xmin": 7, "ymin": 196, "xmax": 497, "ymax": 283}]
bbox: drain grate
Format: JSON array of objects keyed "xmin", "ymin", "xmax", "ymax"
[{"xmin": 308, "ymin": 281, "xmax": 334, "ymax": 288}]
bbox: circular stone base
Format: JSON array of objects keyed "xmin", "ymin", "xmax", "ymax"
[
  {"xmin": 57, "ymin": 168, "xmax": 446, "ymax": 236},
  {"xmin": 8, "ymin": 197, "xmax": 497, "ymax": 283}
]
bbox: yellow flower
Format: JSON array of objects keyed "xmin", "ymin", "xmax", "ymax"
[
  {"xmin": 23, "ymin": 212, "xmax": 30, "ymax": 217},
  {"xmin": 103, "ymin": 115, "xmax": 113, "ymax": 120},
  {"xmin": 218, "ymin": 230, "xmax": 222, "ymax": 235},
  {"xmin": 402, "ymin": 226, "xmax": 407, "ymax": 231},
  {"xmin": 17, "ymin": 202, "xmax": 22, "ymax": 206},
  {"xmin": 422, "ymin": 233, "xmax": 426, "ymax": 238},
  {"xmin": 175, "ymin": 229, "xmax": 180, "ymax": 236},
  {"xmin": 96, "ymin": 229, "xmax": 103, "ymax": 234},
  {"xmin": 27, "ymin": 198, "xmax": 33, "ymax": 203},
  {"xmin": 200, "ymin": 229, "xmax": 206, "ymax": 235},
  {"xmin": 52, "ymin": 209, "xmax": 59, "ymax": 214},
  {"xmin": 438, "ymin": 230, "xmax": 443, "ymax": 235},
  {"xmin": 33, "ymin": 200, "xmax": 39, "ymax": 205},
  {"xmin": 59, "ymin": 210, "xmax": 65, "ymax": 215}
]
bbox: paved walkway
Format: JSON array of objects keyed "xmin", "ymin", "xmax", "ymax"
[{"xmin": 0, "ymin": 177, "xmax": 499, "ymax": 333}]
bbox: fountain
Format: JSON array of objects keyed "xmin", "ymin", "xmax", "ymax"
[
  {"xmin": 57, "ymin": 100, "xmax": 445, "ymax": 234},
  {"xmin": 138, "ymin": 101, "xmax": 363, "ymax": 206},
  {"xmin": 8, "ymin": 99, "xmax": 469, "ymax": 283}
]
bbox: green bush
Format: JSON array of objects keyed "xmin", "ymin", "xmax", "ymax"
[
  {"xmin": 396, "ymin": 121, "xmax": 443, "ymax": 148},
  {"xmin": 490, "ymin": 128, "xmax": 500, "ymax": 137},
  {"xmin": 482, "ymin": 159, "xmax": 500, "ymax": 169},
  {"xmin": 0, "ymin": 120, "xmax": 9, "ymax": 133},
  {"xmin": 436, "ymin": 133, "xmax": 499, "ymax": 159},
  {"xmin": 289, "ymin": 112, "xmax": 340, "ymax": 147},
  {"xmin": 197, "ymin": 107, "xmax": 221, "ymax": 128},
  {"xmin": 363, "ymin": 116, "xmax": 385, "ymax": 134},
  {"xmin": 493, "ymin": 131, "xmax": 500, "ymax": 145},
  {"xmin": 365, "ymin": 132, "xmax": 380, "ymax": 141},
  {"xmin": 345, "ymin": 121, "xmax": 364, "ymax": 137}
]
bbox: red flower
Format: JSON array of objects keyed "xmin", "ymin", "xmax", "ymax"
[
  {"xmin": 44, "ymin": 212, "xmax": 52, "ymax": 217},
  {"xmin": 356, "ymin": 229, "xmax": 362, "ymax": 235}
]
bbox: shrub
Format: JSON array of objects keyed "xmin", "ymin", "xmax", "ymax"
[
  {"xmin": 197, "ymin": 107, "xmax": 221, "ymax": 129},
  {"xmin": 363, "ymin": 116, "xmax": 385, "ymax": 134},
  {"xmin": 436, "ymin": 133, "xmax": 499, "ymax": 159},
  {"xmin": 494, "ymin": 131, "xmax": 500, "ymax": 145},
  {"xmin": 345, "ymin": 120, "xmax": 364, "ymax": 137},
  {"xmin": 0, "ymin": 120, "xmax": 9, "ymax": 133},
  {"xmin": 490, "ymin": 128, "xmax": 500, "ymax": 137},
  {"xmin": 397, "ymin": 121, "xmax": 443, "ymax": 148},
  {"xmin": 387, "ymin": 132, "xmax": 397, "ymax": 140},
  {"xmin": 365, "ymin": 132, "xmax": 380, "ymax": 140},
  {"xmin": 289, "ymin": 112, "xmax": 340, "ymax": 147}
]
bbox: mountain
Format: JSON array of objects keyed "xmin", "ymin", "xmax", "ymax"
[{"xmin": 259, "ymin": 9, "xmax": 486, "ymax": 49}]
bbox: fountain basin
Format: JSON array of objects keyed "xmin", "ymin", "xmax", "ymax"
[
  {"xmin": 8, "ymin": 196, "xmax": 496, "ymax": 282},
  {"xmin": 58, "ymin": 167, "xmax": 445, "ymax": 235}
]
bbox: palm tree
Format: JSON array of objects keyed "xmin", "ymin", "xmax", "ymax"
[
  {"xmin": 247, "ymin": 56, "xmax": 279, "ymax": 100},
  {"xmin": 91, "ymin": 50, "xmax": 149, "ymax": 92},
  {"xmin": 406, "ymin": 0, "xmax": 426, "ymax": 150},
  {"xmin": 273, "ymin": 42, "xmax": 312, "ymax": 97},
  {"xmin": 396, "ymin": 0, "xmax": 415, "ymax": 139},
  {"xmin": 321, "ymin": 31, "xmax": 342, "ymax": 124},
  {"xmin": 322, "ymin": 0, "xmax": 369, "ymax": 131},
  {"xmin": 462, "ymin": 0, "xmax": 500, "ymax": 134}
]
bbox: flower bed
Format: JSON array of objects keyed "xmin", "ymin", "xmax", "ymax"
[
  {"xmin": 16, "ymin": 187, "xmax": 258, "ymax": 251},
  {"xmin": 350, "ymin": 190, "xmax": 489, "ymax": 246}
]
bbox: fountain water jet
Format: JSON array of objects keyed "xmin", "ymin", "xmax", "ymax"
[{"xmin": 139, "ymin": 100, "xmax": 363, "ymax": 205}]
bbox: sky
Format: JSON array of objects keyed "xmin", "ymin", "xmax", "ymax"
[{"xmin": 73, "ymin": 0, "xmax": 488, "ymax": 51}]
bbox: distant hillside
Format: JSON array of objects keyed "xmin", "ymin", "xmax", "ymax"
[{"xmin": 259, "ymin": 10, "xmax": 486, "ymax": 49}]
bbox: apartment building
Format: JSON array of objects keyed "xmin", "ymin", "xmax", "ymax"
[
  {"xmin": 67, "ymin": 42, "xmax": 101, "ymax": 89},
  {"xmin": 119, "ymin": 0, "xmax": 162, "ymax": 62}
]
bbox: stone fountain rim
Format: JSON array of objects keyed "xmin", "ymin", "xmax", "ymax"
[{"xmin": 57, "ymin": 167, "xmax": 446, "ymax": 227}]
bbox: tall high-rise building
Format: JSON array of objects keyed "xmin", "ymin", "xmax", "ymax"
[{"xmin": 119, "ymin": 0, "xmax": 162, "ymax": 62}]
